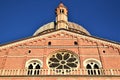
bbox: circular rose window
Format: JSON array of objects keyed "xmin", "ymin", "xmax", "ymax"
[{"xmin": 47, "ymin": 51, "xmax": 79, "ymax": 73}]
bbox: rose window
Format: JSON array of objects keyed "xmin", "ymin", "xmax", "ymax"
[{"xmin": 47, "ymin": 51, "xmax": 79, "ymax": 71}]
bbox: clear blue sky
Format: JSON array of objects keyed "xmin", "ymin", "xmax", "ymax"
[{"xmin": 0, "ymin": 0, "xmax": 120, "ymax": 44}]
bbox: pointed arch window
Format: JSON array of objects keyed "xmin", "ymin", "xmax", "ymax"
[
  {"xmin": 83, "ymin": 58, "xmax": 102, "ymax": 75},
  {"xmin": 26, "ymin": 59, "xmax": 43, "ymax": 75}
]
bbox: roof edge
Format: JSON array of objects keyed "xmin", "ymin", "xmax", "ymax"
[{"xmin": 0, "ymin": 29, "xmax": 120, "ymax": 49}]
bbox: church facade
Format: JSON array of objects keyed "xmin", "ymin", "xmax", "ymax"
[{"xmin": 0, "ymin": 3, "xmax": 120, "ymax": 80}]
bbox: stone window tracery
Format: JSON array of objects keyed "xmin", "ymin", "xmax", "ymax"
[
  {"xmin": 83, "ymin": 58, "xmax": 102, "ymax": 75},
  {"xmin": 26, "ymin": 59, "xmax": 43, "ymax": 75},
  {"xmin": 47, "ymin": 50, "xmax": 79, "ymax": 74}
]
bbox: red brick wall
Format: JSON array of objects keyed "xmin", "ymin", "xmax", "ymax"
[{"xmin": 0, "ymin": 31, "xmax": 120, "ymax": 77}]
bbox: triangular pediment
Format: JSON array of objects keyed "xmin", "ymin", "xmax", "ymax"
[{"xmin": 0, "ymin": 29, "xmax": 120, "ymax": 51}]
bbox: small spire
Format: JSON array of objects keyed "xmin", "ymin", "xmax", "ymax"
[
  {"xmin": 59, "ymin": 3, "xmax": 64, "ymax": 7},
  {"xmin": 58, "ymin": 2, "xmax": 67, "ymax": 10}
]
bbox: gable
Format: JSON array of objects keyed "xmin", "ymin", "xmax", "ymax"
[
  {"xmin": 0, "ymin": 30, "xmax": 120, "ymax": 50},
  {"xmin": 0, "ymin": 29, "xmax": 119, "ymax": 58}
]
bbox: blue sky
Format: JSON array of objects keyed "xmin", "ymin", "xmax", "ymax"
[{"xmin": 0, "ymin": 0, "xmax": 120, "ymax": 44}]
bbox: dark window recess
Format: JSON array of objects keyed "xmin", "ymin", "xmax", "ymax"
[
  {"xmin": 103, "ymin": 50, "xmax": 105, "ymax": 53},
  {"xmin": 86, "ymin": 63, "xmax": 100, "ymax": 75},
  {"xmin": 86, "ymin": 64, "xmax": 92, "ymax": 69},
  {"xmin": 28, "ymin": 63, "xmax": 41, "ymax": 75},
  {"xmin": 94, "ymin": 64, "xmax": 99, "ymax": 69},
  {"xmin": 36, "ymin": 64, "xmax": 40, "ymax": 69},
  {"xmin": 60, "ymin": 9, "xmax": 64, "ymax": 13},
  {"xmin": 48, "ymin": 42, "xmax": 51, "ymax": 45},
  {"xmin": 91, "ymin": 62, "xmax": 93, "ymax": 64},
  {"xmin": 28, "ymin": 64, "xmax": 33, "ymax": 69},
  {"xmin": 74, "ymin": 41, "xmax": 78, "ymax": 45},
  {"xmin": 28, "ymin": 50, "xmax": 31, "ymax": 53},
  {"xmin": 62, "ymin": 10, "xmax": 64, "ymax": 13}
]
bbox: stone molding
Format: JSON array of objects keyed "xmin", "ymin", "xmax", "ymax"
[{"xmin": 0, "ymin": 30, "xmax": 120, "ymax": 50}]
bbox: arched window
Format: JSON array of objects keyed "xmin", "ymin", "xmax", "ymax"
[
  {"xmin": 83, "ymin": 58, "xmax": 102, "ymax": 75},
  {"xmin": 26, "ymin": 59, "xmax": 43, "ymax": 75}
]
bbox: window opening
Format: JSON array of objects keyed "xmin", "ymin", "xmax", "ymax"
[
  {"xmin": 86, "ymin": 64, "xmax": 91, "ymax": 69},
  {"xmin": 48, "ymin": 42, "xmax": 51, "ymax": 45},
  {"xmin": 103, "ymin": 50, "xmax": 105, "ymax": 53},
  {"xmin": 27, "ymin": 62, "xmax": 41, "ymax": 75},
  {"xmin": 28, "ymin": 64, "xmax": 33, "ymax": 69},
  {"xmin": 28, "ymin": 50, "xmax": 31, "ymax": 53},
  {"xmin": 94, "ymin": 64, "xmax": 99, "ymax": 69},
  {"xmin": 62, "ymin": 10, "xmax": 64, "ymax": 13},
  {"xmin": 36, "ymin": 64, "xmax": 40, "ymax": 69},
  {"xmin": 74, "ymin": 41, "xmax": 78, "ymax": 45},
  {"xmin": 60, "ymin": 9, "xmax": 64, "ymax": 13},
  {"xmin": 48, "ymin": 51, "xmax": 79, "ymax": 74},
  {"xmin": 86, "ymin": 62, "xmax": 101, "ymax": 75}
]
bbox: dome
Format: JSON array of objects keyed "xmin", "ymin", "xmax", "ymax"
[
  {"xmin": 33, "ymin": 22, "xmax": 90, "ymax": 36},
  {"xmin": 33, "ymin": 3, "xmax": 90, "ymax": 36}
]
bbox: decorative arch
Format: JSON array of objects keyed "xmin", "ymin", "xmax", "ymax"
[
  {"xmin": 25, "ymin": 59, "xmax": 43, "ymax": 75},
  {"xmin": 25, "ymin": 59, "xmax": 43, "ymax": 68},
  {"xmin": 83, "ymin": 58, "xmax": 102, "ymax": 68},
  {"xmin": 83, "ymin": 58, "xmax": 102, "ymax": 75}
]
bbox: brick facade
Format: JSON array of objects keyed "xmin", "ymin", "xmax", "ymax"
[{"xmin": 0, "ymin": 3, "xmax": 120, "ymax": 80}]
